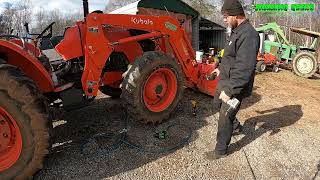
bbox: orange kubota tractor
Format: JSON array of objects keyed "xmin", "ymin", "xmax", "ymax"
[{"xmin": 0, "ymin": 1, "xmax": 219, "ymax": 179}]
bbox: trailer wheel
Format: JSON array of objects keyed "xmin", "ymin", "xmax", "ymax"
[
  {"xmin": 0, "ymin": 64, "xmax": 51, "ymax": 180},
  {"xmin": 272, "ymin": 65, "xmax": 279, "ymax": 73},
  {"xmin": 292, "ymin": 51, "xmax": 317, "ymax": 78},
  {"xmin": 121, "ymin": 51, "xmax": 184, "ymax": 124},
  {"xmin": 256, "ymin": 61, "xmax": 266, "ymax": 72}
]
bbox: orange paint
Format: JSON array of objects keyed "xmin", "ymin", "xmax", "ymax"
[{"xmin": 0, "ymin": 40, "xmax": 54, "ymax": 92}]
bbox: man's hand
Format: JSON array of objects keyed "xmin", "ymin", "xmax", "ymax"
[
  {"xmin": 219, "ymin": 91, "xmax": 230, "ymax": 103},
  {"xmin": 212, "ymin": 68, "xmax": 220, "ymax": 77}
]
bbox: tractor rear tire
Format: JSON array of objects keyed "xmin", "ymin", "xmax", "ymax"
[
  {"xmin": 292, "ymin": 51, "xmax": 318, "ymax": 78},
  {"xmin": 256, "ymin": 61, "xmax": 266, "ymax": 72},
  {"xmin": 121, "ymin": 51, "xmax": 184, "ymax": 124},
  {"xmin": 0, "ymin": 64, "xmax": 51, "ymax": 180}
]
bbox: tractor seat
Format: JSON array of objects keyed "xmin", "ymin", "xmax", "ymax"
[
  {"xmin": 50, "ymin": 36, "xmax": 64, "ymax": 48},
  {"xmin": 39, "ymin": 36, "xmax": 63, "ymax": 50}
]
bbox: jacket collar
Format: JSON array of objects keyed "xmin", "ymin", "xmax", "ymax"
[{"xmin": 232, "ymin": 19, "xmax": 249, "ymax": 34}]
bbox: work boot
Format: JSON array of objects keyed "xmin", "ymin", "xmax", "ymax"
[
  {"xmin": 232, "ymin": 118, "xmax": 243, "ymax": 135},
  {"xmin": 205, "ymin": 150, "xmax": 227, "ymax": 160}
]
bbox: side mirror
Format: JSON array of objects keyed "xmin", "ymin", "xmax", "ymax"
[{"xmin": 24, "ymin": 22, "xmax": 30, "ymax": 34}]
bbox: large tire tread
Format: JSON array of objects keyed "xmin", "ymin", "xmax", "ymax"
[
  {"xmin": 0, "ymin": 64, "xmax": 51, "ymax": 180},
  {"xmin": 121, "ymin": 51, "xmax": 184, "ymax": 124},
  {"xmin": 292, "ymin": 51, "xmax": 317, "ymax": 78}
]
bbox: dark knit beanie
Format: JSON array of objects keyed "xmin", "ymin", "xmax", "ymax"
[{"xmin": 221, "ymin": 0, "xmax": 245, "ymax": 16}]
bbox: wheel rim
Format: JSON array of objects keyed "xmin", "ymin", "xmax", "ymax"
[
  {"xmin": 0, "ymin": 107, "xmax": 22, "ymax": 171},
  {"xmin": 261, "ymin": 64, "xmax": 266, "ymax": 72},
  {"xmin": 143, "ymin": 68, "xmax": 177, "ymax": 112},
  {"xmin": 296, "ymin": 56, "xmax": 314, "ymax": 74},
  {"xmin": 274, "ymin": 66, "xmax": 279, "ymax": 72}
]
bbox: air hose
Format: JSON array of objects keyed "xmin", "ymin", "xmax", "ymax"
[{"xmin": 79, "ymin": 110, "xmax": 192, "ymax": 155}]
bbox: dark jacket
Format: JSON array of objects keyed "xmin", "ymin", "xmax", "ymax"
[{"xmin": 217, "ymin": 19, "xmax": 260, "ymax": 98}]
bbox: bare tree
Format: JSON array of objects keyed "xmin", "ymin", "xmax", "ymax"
[
  {"xmin": 105, "ymin": 0, "xmax": 138, "ymax": 13},
  {"xmin": 32, "ymin": 8, "xmax": 83, "ymax": 36},
  {"xmin": 0, "ymin": 14, "xmax": 9, "ymax": 34},
  {"xmin": 0, "ymin": 0, "xmax": 32, "ymax": 36},
  {"xmin": 15, "ymin": 0, "xmax": 32, "ymax": 36},
  {"xmin": 34, "ymin": 7, "xmax": 47, "ymax": 32},
  {"xmin": 1, "ymin": 2, "xmax": 16, "ymax": 35}
]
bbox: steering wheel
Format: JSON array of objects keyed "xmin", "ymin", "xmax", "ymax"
[{"xmin": 36, "ymin": 22, "xmax": 55, "ymax": 39}]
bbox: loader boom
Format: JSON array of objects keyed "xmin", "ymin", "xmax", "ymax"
[{"xmin": 62, "ymin": 13, "xmax": 213, "ymax": 96}]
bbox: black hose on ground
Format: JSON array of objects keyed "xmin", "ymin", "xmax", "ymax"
[
  {"xmin": 49, "ymin": 107, "xmax": 192, "ymax": 155},
  {"xmin": 80, "ymin": 110, "xmax": 192, "ymax": 155}
]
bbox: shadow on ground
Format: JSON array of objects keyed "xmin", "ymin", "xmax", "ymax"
[
  {"xmin": 34, "ymin": 88, "xmax": 262, "ymax": 179},
  {"xmin": 310, "ymin": 75, "xmax": 320, "ymax": 80},
  {"xmin": 228, "ymin": 104, "xmax": 303, "ymax": 154}
]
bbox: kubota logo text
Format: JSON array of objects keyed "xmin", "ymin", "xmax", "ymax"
[{"xmin": 131, "ymin": 17, "xmax": 153, "ymax": 25}]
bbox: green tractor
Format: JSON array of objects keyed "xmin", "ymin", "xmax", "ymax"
[{"xmin": 256, "ymin": 22, "xmax": 319, "ymax": 78}]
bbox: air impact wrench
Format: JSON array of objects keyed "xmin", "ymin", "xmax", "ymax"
[
  {"xmin": 224, "ymin": 98, "xmax": 240, "ymax": 117},
  {"xmin": 205, "ymin": 72, "xmax": 218, "ymax": 80}
]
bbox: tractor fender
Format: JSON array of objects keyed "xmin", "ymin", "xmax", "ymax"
[{"xmin": 0, "ymin": 40, "xmax": 54, "ymax": 93}]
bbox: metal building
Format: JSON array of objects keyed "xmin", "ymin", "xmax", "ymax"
[{"xmin": 199, "ymin": 18, "xmax": 226, "ymax": 52}]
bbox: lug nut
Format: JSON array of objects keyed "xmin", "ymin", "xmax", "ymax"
[{"xmin": 3, "ymin": 133, "xmax": 8, "ymax": 138}]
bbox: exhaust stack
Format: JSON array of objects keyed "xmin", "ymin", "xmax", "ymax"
[{"xmin": 83, "ymin": 0, "xmax": 89, "ymax": 18}]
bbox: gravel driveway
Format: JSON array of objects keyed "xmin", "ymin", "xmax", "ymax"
[{"xmin": 34, "ymin": 70, "xmax": 320, "ymax": 180}]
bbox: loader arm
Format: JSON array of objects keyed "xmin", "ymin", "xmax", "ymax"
[
  {"xmin": 256, "ymin": 22, "xmax": 290, "ymax": 45},
  {"xmin": 82, "ymin": 13, "xmax": 206, "ymax": 96}
]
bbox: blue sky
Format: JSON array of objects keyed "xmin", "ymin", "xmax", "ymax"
[{"xmin": 0, "ymin": 0, "xmax": 109, "ymax": 14}]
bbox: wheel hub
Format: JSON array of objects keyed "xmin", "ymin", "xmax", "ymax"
[
  {"xmin": 0, "ymin": 107, "xmax": 22, "ymax": 171},
  {"xmin": 144, "ymin": 72, "xmax": 167, "ymax": 101},
  {"xmin": 143, "ymin": 68, "xmax": 177, "ymax": 112},
  {"xmin": 0, "ymin": 116, "xmax": 11, "ymax": 152},
  {"xmin": 155, "ymin": 85, "xmax": 163, "ymax": 95},
  {"xmin": 297, "ymin": 56, "xmax": 314, "ymax": 74}
]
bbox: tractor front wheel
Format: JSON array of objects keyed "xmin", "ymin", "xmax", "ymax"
[
  {"xmin": 292, "ymin": 51, "xmax": 318, "ymax": 78},
  {"xmin": 0, "ymin": 64, "xmax": 51, "ymax": 180},
  {"xmin": 121, "ymin": 51, "xmax": 184, "ymax": 124},
  {"xmin": 256, "ymin": 61, "xmax": 266, "ymax": 72}
]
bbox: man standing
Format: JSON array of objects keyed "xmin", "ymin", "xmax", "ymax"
[{"xmin": 206, "ymin": 0, "xmax": 260, "ymax": 159}]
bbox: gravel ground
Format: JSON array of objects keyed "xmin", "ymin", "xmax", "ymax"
[{"xmin": 34, "ymin": 70, "xmax": 320, "ymax": 180}]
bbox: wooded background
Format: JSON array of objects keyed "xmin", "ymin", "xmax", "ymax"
[{"xmin": 0, "ymin": 0, "xmax": 319, "ymax": 47}]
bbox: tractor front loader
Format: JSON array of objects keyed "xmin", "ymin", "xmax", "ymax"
[
  {"xmin": 0, "ymin": 1, "xmax": 219, "ymax": 179},
  {"xmin": 256, "ymin": 22, "xmax": 296, "ymax": 73}
]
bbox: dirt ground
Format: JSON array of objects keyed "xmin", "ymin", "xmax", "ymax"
[{"xmin": 34, "ymin": 70, "xmax": 320, "ymax": 180}]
